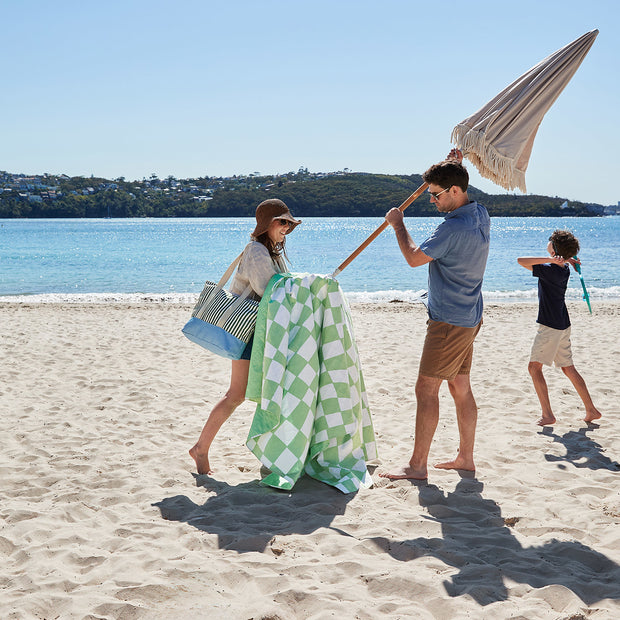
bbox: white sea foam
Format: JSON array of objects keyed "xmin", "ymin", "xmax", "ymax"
[
  {"xmin": 0, "ymin": 292, "xmax": 198, "ymax": 304},
  {"xmin": 2, "ymin": 286, "xmax": 619, "ymax": 305},
  {"xmin": 344, "ymin": 289, "xmax": 429, "ymax": 304}
]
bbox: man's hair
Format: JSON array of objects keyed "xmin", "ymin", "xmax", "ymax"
[
  {"xmin": 422, "ymin": 159, "xmax": 469, "ymax": 192},
  {"xmin": 550, "ymin": 229, "xmax": 580, "ymax": 259}
]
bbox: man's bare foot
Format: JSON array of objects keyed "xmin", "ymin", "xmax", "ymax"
[
  {"xmin": 537, "ymin": 415, "xmax": 556, "ymax": 426},
  {"xmin": 379, "ymin": 465, "xmax": 428, "ymax": 480},
  {"xmin": 435, "ymin": 455, "xmax": 475, "ymax": 472},
  {"xmin": 584, "ymin": 408, "xmax": 602, "ymax": 423},
  {"xmin": 189, "ymin": 445, "xmax": 212, "ymax": 475}
]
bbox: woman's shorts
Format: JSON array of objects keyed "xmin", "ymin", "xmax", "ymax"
[
  {"xmin": 419, "ymin": 319, "xmax": 482, "ymax": 381},
  {"xmin": 239, "ymin": 333, "xmax": 254, "ymax": 361},
  {"xmin": 529, "ymin": 324, "xmax": 573, "ymax": 367}
]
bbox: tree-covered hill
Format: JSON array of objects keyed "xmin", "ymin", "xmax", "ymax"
[{"xmin": 0, "ymin": 169, "xmax": 604, "ymax": 218}]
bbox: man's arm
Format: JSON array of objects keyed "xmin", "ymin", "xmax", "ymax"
[
  {"xmin": 385, "ymin": 208, "xmax": 433, "ymax": 268},
  {"xmin": 517, "ymin": 256, "xmax": 565, "ymax": 272}
]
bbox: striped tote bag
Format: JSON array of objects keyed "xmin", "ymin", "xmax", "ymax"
[{"xmin": 182, "ymin": 251, "xmax": 259, "ymax": 359}]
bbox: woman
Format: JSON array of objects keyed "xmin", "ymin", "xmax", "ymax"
[{"xmin": 189, "ymin": 198, "xmax": 301, "ymax": 475}]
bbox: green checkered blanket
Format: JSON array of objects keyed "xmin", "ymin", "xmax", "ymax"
[{"xmin": 246, "ymin": 273, "xmax": 377, "ymax": 493}]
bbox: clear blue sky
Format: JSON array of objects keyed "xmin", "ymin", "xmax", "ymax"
[{"xmin": 2, "ymin": 0, "xmax": 618, "ymax": 205}]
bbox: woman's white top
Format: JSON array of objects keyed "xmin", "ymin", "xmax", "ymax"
[{"xmin": 230, "ymin": 241, "xmax": 286, "ymax": 301}]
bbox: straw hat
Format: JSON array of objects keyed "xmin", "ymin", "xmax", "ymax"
[{"xmin": 251, "ymin": 199, "xmax": 301, "ymax": 238}]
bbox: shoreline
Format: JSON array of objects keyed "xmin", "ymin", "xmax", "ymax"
[{"xmin": 1, "ymin": 294, "xmax": 618, "ymax": 305}]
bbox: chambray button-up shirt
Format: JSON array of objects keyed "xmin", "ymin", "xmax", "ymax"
[{"xmin": 418, "ymin": 201, "xmax": 490, "ymax": 328}]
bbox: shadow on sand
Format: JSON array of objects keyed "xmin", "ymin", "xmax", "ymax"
[
  {"xmin": 368, "ymin": 474, "xmax": 620, "ymax": 606},
  {"xmin": 153, "ymin": 473, "xmax": 355, "ymax": 553},
  {"xmin": 541, "ymin": 425, "xmax": 620, "ymax": 471}
]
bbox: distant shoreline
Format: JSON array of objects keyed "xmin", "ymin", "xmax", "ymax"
[{"xmin": 2, "ymin": 169, "xmax": 616, "ymax": 218}]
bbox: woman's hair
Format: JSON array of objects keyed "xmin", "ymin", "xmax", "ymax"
[
  {"xmin": 255, "ymin": 230, "xmax": 289, "ymax": 262},
  {"xmin": 550, "ymin": 229, "xmax": 580, "ymax": 259}
]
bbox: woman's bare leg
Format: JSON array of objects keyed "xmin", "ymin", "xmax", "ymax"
[{"xmin": 189, "ymin": 359, "xmax": 250, "ymax": 474}]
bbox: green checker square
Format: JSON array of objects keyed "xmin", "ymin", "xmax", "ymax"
[
  {"xmin": 260, "ymin": 378, "xmax": 284, "ymax": 404},
  {"xmin": 283, "ymin": 427, "xmax": 313, "ymax": 460},
  {"xmin": 287, "ymin": 337, "xmax": 316, "ymax": 366},
  {"xmin": 288, "ymin": 375, "xmax": 317, "ymax": 399},
  {"xmin": 320, "ymin": 323, "xmax": 341, "ymax": 343},
  {"xmin": 314, "ymin": 396, "xmax": 340, "ymax": 417},
  {"xmin": 256, "ymin": 431, "xmax": 288, "ymax": 456},
  {"xmin": 266, "ymin": 318, "xmax": 290, "ymax": 342},
  {"xmin": 260, "ymin": 472, "xmax": 295, "ymax": 490}
]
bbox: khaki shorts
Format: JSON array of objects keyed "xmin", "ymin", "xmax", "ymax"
[
  {"xmin": 529, "ymin": 324, "xmax": 573, "ymax": 367},
  {"xmin": 419, "ymin": 319, "xmax": 482, "ymax": 381}
]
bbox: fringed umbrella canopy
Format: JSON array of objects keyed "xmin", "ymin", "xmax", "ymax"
[
  {"xmin": 451, "ymin": 29, "xmax": 598, "ymax": 192},
  {"xmin": 331, "ymin": 30, "xmax": 599, "ymax": 277}
]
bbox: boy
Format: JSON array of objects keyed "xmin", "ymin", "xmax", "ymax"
[{"xmin": 517, "ymin": 230, "xmax": 602, "ymax": 426}]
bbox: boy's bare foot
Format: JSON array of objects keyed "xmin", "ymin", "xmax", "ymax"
[
  {"xmin": 435, "ymin": 455, "xmax": 475, "ymax": 472},
  {"xmin": 379, "ymin": 465, "xmax": 428, "ymax": 480},
  {"xmin": 537, "ymin": 415, "xmax": 556, "ymax": 426},
  {"xmin": 189, "ymin": 446, "xmax": 212, "ymax": 475},
  {"xmin": 584, "ymin": 408, "xmax": 602, "ymax": 423}
]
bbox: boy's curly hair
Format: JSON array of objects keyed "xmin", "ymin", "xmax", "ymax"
[{"xmin": 550, "ymin": 229, "xmax": 580, "ymax": 259}]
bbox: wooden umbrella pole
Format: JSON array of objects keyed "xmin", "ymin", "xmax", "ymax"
[{"xmin": 330, "ymin": 181, "xmax": 429, "ymax": 277}]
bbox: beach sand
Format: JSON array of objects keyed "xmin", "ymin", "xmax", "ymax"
[{"xmin": 1, "ymin": 301, "xmax": 619, "ymax": 619}]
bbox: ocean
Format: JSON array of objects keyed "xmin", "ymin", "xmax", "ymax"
[{"xmin": 1, "ymin": 216, "xmax": 619, "ymax": 303}]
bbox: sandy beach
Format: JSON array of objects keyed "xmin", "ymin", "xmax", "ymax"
[{"xmin": 1, "ymin": 300, "xmax": 619, "ymax": 619}]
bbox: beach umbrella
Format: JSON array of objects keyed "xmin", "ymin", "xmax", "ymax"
[
  {"xmin": 331, "ymin": 29, "xmax": 599, "ymax": 277},
  {"xmin": 573, "ymin": 260, "xmax": 593, "ymax": 314},
  {"xmin": 451, "ymin": 29, "xmax": 599, "ymax": 192}
]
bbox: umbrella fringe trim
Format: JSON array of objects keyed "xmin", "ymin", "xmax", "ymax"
[{"xmin": 452, "ymin": 124, "xmax": 527, "ymax": 193}]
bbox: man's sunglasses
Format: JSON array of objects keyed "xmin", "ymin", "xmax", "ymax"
[{"xmin": 428, "ymin": 186, "xmax": 451, "ymax": 199}]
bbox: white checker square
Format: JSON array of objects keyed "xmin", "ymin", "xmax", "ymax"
[
  {"xmin": 265, "ymin": 360, "xmax": 285, "ymax": 384},
  {"xmin": 321, "ymin": 340, "xmax": 345, "ymax": 360},
  {"xmin": 273, "ymin": 447, "xmax": 302, "ymax": 472},
  {"xmin": 273, "ymin": 419, "xmax": 303, "ymax": 443},
  {"xmin": 297, "ymin": 362, "xmax": 317, "ymax": 388},
  {"xmin": 281, "ymin": 392, "xmax": 301, "ymax": 415},
  {"xmin": 318, "ymin": 383, "xmax": 337, "ymax": 400},
  {"xmin": 295, "ymin": 337, "xmax": 317, "ymax": 362},
  {"xmin": 325, "ymin": 411, "xmax": 345, "ymax": 428}
]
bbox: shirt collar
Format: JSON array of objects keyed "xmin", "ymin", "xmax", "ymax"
[{"xmin": 444, "ymin": 200, "xmax": 477, "ymax": 219}]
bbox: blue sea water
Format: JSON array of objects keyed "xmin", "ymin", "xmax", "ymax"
[{"xmin": 1, "ymin": 216, "xmax": 619, "ymax": 303}]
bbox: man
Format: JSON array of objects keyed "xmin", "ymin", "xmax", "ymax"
[{"xmin": 381, "ymin": 150, "xmax": 490, "ymax": 479}]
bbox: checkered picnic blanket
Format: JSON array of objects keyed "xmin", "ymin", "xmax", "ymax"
[{"xmin": 245, "ymin": 273, "xmax": 377, "ymax": 493}]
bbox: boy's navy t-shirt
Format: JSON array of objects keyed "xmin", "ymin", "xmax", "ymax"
[{"xmin": 532, "ymin": 263, "xmax": 570, "ymax": 330}]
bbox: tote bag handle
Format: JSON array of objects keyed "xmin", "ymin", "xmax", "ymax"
[{"xmin": 202, "ymin": 251, "xmax": 255, "ymax": 329}]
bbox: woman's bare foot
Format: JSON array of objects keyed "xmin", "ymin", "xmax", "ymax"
[
  {"xmin": 537, "ymin": 414, "xmax": 556, "ymax": 426},
  {"xmin": 585, "ymin": 408, "xmax": 602, "ymax": 423},
  {"xmin": 189, "ymin": 445, "xmax": 212, "ymax": 475}
]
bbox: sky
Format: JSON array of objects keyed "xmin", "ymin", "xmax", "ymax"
[{"xmin": 2, "ymin": 0, "xmax": 619, "ymax": 206}]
